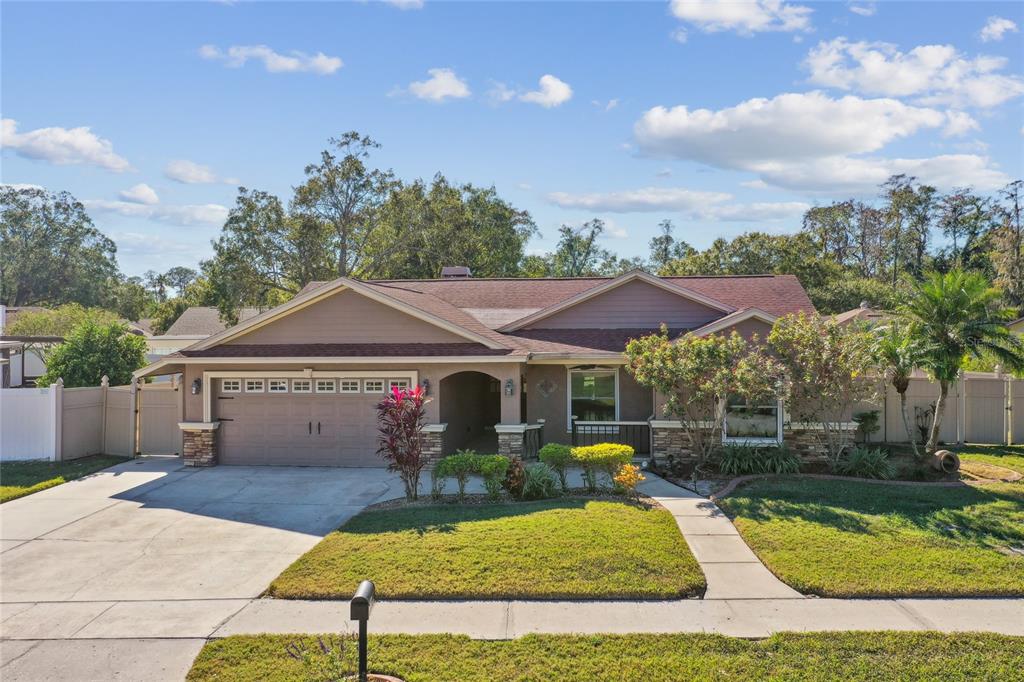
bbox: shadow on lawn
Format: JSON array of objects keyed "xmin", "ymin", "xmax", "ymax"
[
  {"xmin": 722, "ymin": 479, "xmax": 1024, "ymax": 547},
  {"xmin": 340, "ymin": 498, "xmax": 629, "ymax": 537}
]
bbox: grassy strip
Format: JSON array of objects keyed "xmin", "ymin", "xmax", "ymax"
[
  {"xmin": 955, "ymin": 445, "xmax": 1024, "ymax": 475},
  {"xmin": 268, "ymin": 499, "xmax": 704, "ymax": 600},
  {"xmin": 188, "ymin": 632, "xmax": 1024, "ymax": 682},
  {"xmin": 0, "ymin": 455, "xmax": 127, "ymax": 503},
  {"xmin": 718, "ymin": 478, "xmax": 1024, "ymax": 597}
]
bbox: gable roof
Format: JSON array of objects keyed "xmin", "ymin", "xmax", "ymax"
[
  {"xmin": 188, "ymin": 277, "xmax": 510, "ymax": 351},
  {"xmin": 495, "ymin": 270, "xmax": 735, "ymax": 332},
  {"xmin": 163, "ymin": 307, "xmax": 262, "ymax": 336},
  {"xmin": 689, "ymin": 307, "xmax": 778, "ymax": 337}
]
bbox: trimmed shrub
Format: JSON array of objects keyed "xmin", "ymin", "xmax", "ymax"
[
  {"xmin": 571, "ymin": 443, "xmax": 635, "ymax": 492},
  {"xmin": 430, "ymin": 467, "xmax": 446, "ymax": 501},
  {"xmin": 435, "ymin": 450, "xmax": 478, "ymax": 500},
  {"xmin": 612, "ymin": 463, "xmax": 645, "ymax": 496},
  {"xmin": 503, "ymin": 457, "xmax": 526, "ymax": 499},
  {"xmin": 538, "ymin": 443, "xmax": 573, "ymax": 491},
  {"xmin": 835, "ymin": 447, "xmax": 895, "ymax": 480},
  {"xmin": 477, "ymin": 455, "xmax": 511, "ymax": 500},
  {"xmin": 718, "ymin": 444, "xmax": 801, "ymax": 476},
  {"xmin": 522, "ymin": 463, "xmax": 560, "ymax": 500}
]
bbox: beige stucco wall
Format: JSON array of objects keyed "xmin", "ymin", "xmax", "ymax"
[
  {"xmin": 184, "ymin": 361, "xmax": 524, "ymax": 425},
  {"xmin": 225, "ymin": 289, "xmax": 468, "ymax": 345}
]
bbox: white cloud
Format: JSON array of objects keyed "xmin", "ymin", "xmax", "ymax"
[
  {"xmin": 635, "ymin": 91, "xmax": 946, "ymax": 165},
  {"xmin": 670, "ymin": 27, "xmax": 688, "ymax": 43},
  {"xmin": 547, "ymin": 187, "xmax": 731, "ymax": 212},
  {"xmin": 740, "ymin": 179, "xmax": 769, "ymax": 189},
  {"xmin": 943, "ymin": 110, "xmax": 979, "ymax": 137},
  {"xmin": 520, "ymin": 75, "xmax": 573, "ymax": 108},
  {"xmin": 656, "ymin": 168, "xmax": 673, "ymax": 178},
  {"xmin": 119, "ymin": 183, "xmax": 159, "ymax": 205},
  {"xmin": 486, "ymin": 81, "xmax": 516, "ymax": 105},
  {"xmin": 382, "ymin": 0, "xmax": 424, "ymax": 8},
  {"xmin": 670, "ymin": 0, "xmax": 813, "ymax": 35},
  {"xmin": 632, "ymin": 91, "xmax": 1005, "ymax": 193},
  {"xmin": 112, "ymin": 231, "xmax": 202, "ymax": 258},
  {"xmin": 0, "ymin": 118, "xmax": 131, "ymax": 172},
  {"xmin": 199, "ymin": 44, "xmax": 342, "ymax": 75},
  {"xmin": 85, "ymin": 199, "xmax": 229, "ymax": 227},
  {"xmin": 980, "ymin": 16, "xmax": 1018, "ymax": 42},
  {"xmin": 848, "ymin": 2, "xmax": 876, "ymax": 17},
  {"xmin": 804, "ymin": 37, "xmax": 1024, "ymax": 109},
  {"xmin": 408, "ymin": 68, "xmax": 471, "ymax": 102},
  {"xmin": 164, "ymin": 159, "xmax": 236, "ymax": 185},
  {"xmin": 1, "ymin": 183, "xmax": 45, "ymax": 191},
  {"xmin": 545, "ymin": 186, "xmax": 809, "ymax": 222},
  {"xmin": 592, "ymin": 98, "xmax": 619, "ymax": 111}
]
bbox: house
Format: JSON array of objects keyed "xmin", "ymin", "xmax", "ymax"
[
  {"xmin": 0, "ymin": 306, "xmax": 54, "ymax": 388},
  {"xmin": 135, "ymin": 270, "xmax": 816, "ymax": 467},
  {"xmin": 146, "ymin": 307, "xmax": 261, "ymax": 361},
  {"xmin": 833, "ymin": 302, "xmax": 889, "ymax": 327}
]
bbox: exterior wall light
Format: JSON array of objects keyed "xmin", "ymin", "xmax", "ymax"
[
  {"xmin": 504, "ymin": 378, "xmax": 515, "ymax": 396},
  {"xmin": 421, "ymin": 378, "xmax": 431, "ymax": 396},
  {"xmin": 191, "ymin": 378, "xmax": 202, "ymax": 395}
]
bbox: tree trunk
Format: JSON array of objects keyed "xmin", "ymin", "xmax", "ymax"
[
  {"xmin": 925, "ymin": 380, "xmax": 949, "ymax": 455},
  {"xmin": 898, "ymin": 390, "xmax": 920, "ymax": 460}
]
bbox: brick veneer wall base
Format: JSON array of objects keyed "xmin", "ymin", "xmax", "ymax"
[{"xmin": 182, "ymin": 429, "xmax": 217, "ymax": 467}]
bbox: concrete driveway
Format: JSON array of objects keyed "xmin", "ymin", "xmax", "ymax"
[{"xmin": 1, "ymin": 457, "xmax": 398, "ymax": 680}]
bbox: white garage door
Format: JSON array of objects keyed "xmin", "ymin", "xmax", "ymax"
[{"xmin": 215, "ymin": 379, "xmax": 386, "ymax": 466}]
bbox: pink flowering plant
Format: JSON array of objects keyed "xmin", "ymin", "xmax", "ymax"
[{"xmin": 376, "ymin": 385, "xmax": 430, "ymax": 500}]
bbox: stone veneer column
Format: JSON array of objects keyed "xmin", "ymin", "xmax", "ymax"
[
  {"xmin": 179, "ymin": 422, "xmax": 219, "ymax": 467},
  {"xmin": 494, "ymin": 424, "xmax": 527, "ymax": 459},
  {"xmin": 649, "ymin": 420, "xmax": 696, "ymax": 463},
  {"xmin": 421, "ymin": 423, "xmax": 446, "ymax": 464}
]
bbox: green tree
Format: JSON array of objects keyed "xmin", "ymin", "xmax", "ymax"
[
  {"xmin": 0, "ymin": 186, "xmax": 118, "ymax": 307},
  {"xmin": 648, "ymin": 220, "xmax": 695, "ymax": 273},
  {"xmin": 991, "ymin": 180, "xmax": 1024, "ymax": 314},
  {"xmin": 38, "ymin": 320, "xmax": 147, "ymax": 388},
  {"xmin": 105, "ymin": 276, "xmax": 155, "ymax": 322},
  {"xmin": 164, "ymin": 266, "xmax": 198, "ymax": 297},
  {"xmin": 899, "ymin": 270, "xmax": 1024, "ymax": 453},
  {"xmin": 807, "ymin": 276, "xmax": 906, "ymax": 315},
  {"xmin": 6, "ymin": 303, "xmax": 122, "ymax": 338},
  {"xmin": 625, "ymin": 327, "xmax": 782, "ymax": 464},
  {"xmin": 551, "ymin": 220, "xmax": 616, "ymax": 277},
  {"xmin": 768, "ymin": 313, "xmax": 879, "ymax": 468},
  {"xmin": 935, "ymin": 190, "xmax": 994, "ymax": 274},
  {"xmin": 872, "ymin": 321, "xmax": 930, "ymax": 460},
  {"xmin": 149, "ymin": 277, "xmax": 218, "ymax": 335}
]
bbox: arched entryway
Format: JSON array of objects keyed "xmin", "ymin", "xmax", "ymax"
[{"xmin": 439, "ymin": 371, "xmax": 502, "ymax": 455}]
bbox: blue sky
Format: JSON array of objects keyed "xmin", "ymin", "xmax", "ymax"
[{"xmin": 2, "ymin": 1, "xmax": 1022, "ymax": 277}]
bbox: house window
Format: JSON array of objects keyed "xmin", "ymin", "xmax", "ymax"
[
  {"xmin": 221, "ymin": 379, "xmax": 241, "ymax": 393},
  {"xmin": 723, "ymin": 395, "xmax": 782, "ymax": 443},
  {"xmin": 316, "ymin": 379, "xmax": 336, "ymax": 394},
  {"xmin": 389, "ymin": 379, "xmax": 410, "ymax": 391},
  {"xmin": 364, "ymin": 379, "xmax": 385, "ymax": 394},
  {"xmin": 292, "ymin": 379, "xmax": 312, "ymax": 393},
  {"xmin": 245, "ymin": 379, "xmax": 265, "ymax": 393},
  {"xmin": 339, "ymin": 379, "xmax": 360, "ymax": 394},
  {"xmin": 268, "ymin": 379, "xmax": 289, "ymax": 393},
  {"xmin": 568, "ymin": 369, "xmax": 618, "ymax": 426}
]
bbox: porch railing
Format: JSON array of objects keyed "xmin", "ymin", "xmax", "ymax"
[
  {"xmin": 522, "ymin": 422, "xmax": 544, "ymax": 459},
  {"xmin": 571, "ymin": 420, "xmax": 651, "ymax": 455}
]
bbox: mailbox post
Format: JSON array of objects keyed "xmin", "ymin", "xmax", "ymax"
[{"xmin": 350, "ymin": 580, "xmax": 376, "ymax": 682}]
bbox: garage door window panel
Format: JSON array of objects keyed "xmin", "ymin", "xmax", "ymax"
[
  {"xmin": 292, "ymin": 379, "xmax": 312, "ymax": 393},
  {"xmin": 364, "ymin": 379, "xmax": 385, "ymax": 393},
  {"xmin": 316, "ymin": 379, "xmax": 336, "ymax": 393},
  {"xmin": 269, "ymin": 379, "xmax": 289, "ymax": 393},
  {"xmin": 340, "ymin": 380, "xmax": 360, "ymax": 393},
  {"xmin": 245, "ymin": 379, "xmax": 265, "ymax": 393}
]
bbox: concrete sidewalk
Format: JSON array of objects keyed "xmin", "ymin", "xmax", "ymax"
[{"xmin": 637, "ymin": 475, "xmax": 802, "ymax": 600}]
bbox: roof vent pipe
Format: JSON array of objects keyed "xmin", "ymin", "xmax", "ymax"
[{"xmin": 441, "ymin": 266, "xmax": 472, "ymax": 279}]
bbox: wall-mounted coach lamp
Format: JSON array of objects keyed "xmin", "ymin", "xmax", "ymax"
[
  {"xmin": 504, "ymin": 378, "xmax": 515, "ymax": 396},
  {"xmin": 421, "ymin": 378, "xmax": 431, "ymax": 396},
  {"xmin": 191, "ymin": 378, "xmax": 202, "ymax": 395}
]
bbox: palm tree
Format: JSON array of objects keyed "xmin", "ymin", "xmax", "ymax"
[
  {"xmin": 872, "ymin": 322, "xmax": 929, "ymax": 459},
  {"xmin": 900, "ymin": 270, "xmax": 1024, "ymax": 454}
]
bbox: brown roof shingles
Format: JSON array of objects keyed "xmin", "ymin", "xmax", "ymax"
[{"xmin": 178, "ymin": 343, "xmax": 514, "ymax": 358}]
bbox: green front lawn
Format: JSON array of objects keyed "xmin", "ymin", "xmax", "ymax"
[
  {"xmin": 188, "ymin": 632, "xmax": 1024, "ymax": 682},
  {"xmin": 718, "ymin": 478, "xmax": 1024, "ymax": 597},
  {"xmin": 268, "ymin": 499, "xmax": 704, "ymax": 600},
  {"xmin": 0, "ymin": 455, "xmax": 127, "ymax": 503},
  {"xmin": 955, "ymin": 445, "xmax": 1024, "ymax": 475}
]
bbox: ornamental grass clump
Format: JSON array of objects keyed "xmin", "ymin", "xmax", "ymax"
[
  {"xmin": 538, "ymin": 443, "xmax": 573, "ymax": 492},
  {"xmin": 522, "ymin": 463, "xmax": 560, "ymax": 500},
  {"xmin": 571, "ymin": 443, "xmax": 634, "ymax": 492}
]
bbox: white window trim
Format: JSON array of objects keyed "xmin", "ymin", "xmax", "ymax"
[
  {"xmin": 722, "ymin": 396, "xmax": 784, "ymax": 445},
  {"xmin": 339, "ymin": 379, "xmax": 360, "ymax": 394},
  {"xmin": 202, "ymin": 370, "xmax": 417, "ymax": 422},
  {"xmin": 221, "ymin": 379, "xmax": 241, "ymax": 393},
  {"xmin": 363, "ymin": 379, "xmax": 386, "ymax": 394},
  {"xmin": 316, "ymin": 379, "xmax": 337, "ymax": 394},
  {"xmin": 566, "ymin": 367, "xmax": 619, "ymax": 432},
  {"xmin": 291, "ymin": 379, "xmax": 312, "ymax": 394},
  {"xmin": 245, "ymin": 379, "xmax": 265, "ymax": 393},
  {"xmin": 389, "ymin": 379, "xmax": 411, "ymax": 390}
]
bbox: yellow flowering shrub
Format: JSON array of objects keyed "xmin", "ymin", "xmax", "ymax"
[{"xmin": 613, "ymin": 463, "xmax": 645, "ymax": 494}]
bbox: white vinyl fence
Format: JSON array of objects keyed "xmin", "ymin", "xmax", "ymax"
[{"xmin": 0, "ymin": 377, "xmax": 182, "ymax": 461}]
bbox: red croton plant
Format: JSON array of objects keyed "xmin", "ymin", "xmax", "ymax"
[{"xmin": 376, "ymin": 385, "xmax": 429, "ymax": 500}]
